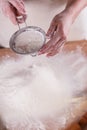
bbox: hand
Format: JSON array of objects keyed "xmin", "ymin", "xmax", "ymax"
[
  {"xmin": 39, "ymin": 11, "xmax": 72, "ymax": 57},
  {"xmin": 0, "ymin": 0, "xmax": 27, "ymax": 24}
]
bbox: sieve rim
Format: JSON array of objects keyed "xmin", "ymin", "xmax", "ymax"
[{"xmin": 9, "ymin": 26, "xmax": 46, "ymax": 55}]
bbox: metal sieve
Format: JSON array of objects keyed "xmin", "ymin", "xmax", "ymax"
[{"xmin": 9, "ymin": 17, "xmax": 46, "ymax": 56}]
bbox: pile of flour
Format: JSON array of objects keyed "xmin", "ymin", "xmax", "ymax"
[{"xmin": 0, "ymin": 49, "xmax": 87, "ymax": 130}]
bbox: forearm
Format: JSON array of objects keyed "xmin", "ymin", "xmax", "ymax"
[{"xmin": 65, "ymin": 0, "xmax": 87, "ymax": 23}]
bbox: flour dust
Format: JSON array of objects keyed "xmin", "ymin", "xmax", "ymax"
[{"xmin": 0, "ymin": 49, "xmax": 87, "ymax": 130}]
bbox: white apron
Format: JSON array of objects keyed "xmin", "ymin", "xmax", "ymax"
[{"xmin": 0, "ymin": 0, "xmax": 87, "ymax": 47}]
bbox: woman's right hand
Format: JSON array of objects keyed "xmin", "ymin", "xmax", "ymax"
[{"xmin": 0, "ymin": 0, "xmax": 27, "ymax": 24}]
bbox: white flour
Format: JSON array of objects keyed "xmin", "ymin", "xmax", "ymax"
[
  {"xmin": 0, "ymin": 49, "xmax": 87, "ymax": 130},
  {"xmin": 15, "ymin": 29, "xmax": 45, "ymax": 53}
]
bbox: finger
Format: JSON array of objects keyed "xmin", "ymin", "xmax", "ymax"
[
  {"xmin": 38, "ymin": 42, "xmax": 52, "ymax": 55},
  {"xmin": 44, "ymin": 29, "xmax": 62, "ymax": 54},
  {"xmin": 39, "ymin": 23, "xmax": 63, "ymax": 55},
  {"xmin": 9, "ymin": 0, "xmax": 25, "ymax": 9},
  {"xmin": 47, "ymin": 39, "xmax": 66, "ymax": 57},
  {"xmin": 1, "ymin": 2, "xmax": 18, "ymax": 24},
  {"xmin": 8, "ymin": 0, "xmax": 26, "ymax": 14},
  {"xmin": 39, "ymin": 44, "xmax": 55, "ymax": 55},
  {"xmin": 39, "ymin": 37, "xmax": 55, "ymax": 54},
  {"xmin": 39, "ymin": 30, "xmax": 61, "ymax": 55},
  {"xmin": 7, "ymin": 5, "xmax": 18, "ymax": 24},
  {"xmin": 46, "ymin": 19, "xmax": 57, "ymax": 38},
  {"xmin": 11, "ymin": 4, "xmax": 27, "ymax": 23},
  {"xmin": 46, "ymin": 26, "xmax": 66, "ymax": 56},
  {"xmin": 48, "ymin": 39, "xmax": 66, "ymax": 56},
  {"xmin": 39, "ymin": 38, "xmax": 55, "ymax": 55},
  {"xmin": 18, "ymin": 0, "xmax": 25, "ymax": 6},
  {"xmin": 47, "ymin": 49, "xmax": 59, "ymax": 57}
]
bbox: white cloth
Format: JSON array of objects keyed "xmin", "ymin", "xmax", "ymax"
[{"xmin": 0, "ymin": 0, "xmax": 87, "ymax": 47}]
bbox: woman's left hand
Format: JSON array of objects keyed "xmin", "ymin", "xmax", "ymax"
[{"xmin": 39, "ymin": 11, "xmax": 72, "ymax": 57}]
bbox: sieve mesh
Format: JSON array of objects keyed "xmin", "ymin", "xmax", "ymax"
[{"xmin": 9, "ymin": 27, "xmax": 46, "ymax": 55}]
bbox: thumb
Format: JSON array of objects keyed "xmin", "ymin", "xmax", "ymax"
[{"xmin": 46, "ymin": 20, "xmax": 57, "ymax": 38}]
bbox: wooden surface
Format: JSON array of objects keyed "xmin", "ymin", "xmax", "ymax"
[
  {"xmin": 0, "ymin": 40, "xmax": 87, "ymax": 130},
  {"xmin": 0, "ymin": 40, "xmax": 87, "ymax": 57}
]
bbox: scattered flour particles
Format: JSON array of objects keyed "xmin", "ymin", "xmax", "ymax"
[
  {"xmin": 15, "ymin": 29, "xmax": 45, "ymax": 54},
  {"xmin": 0, "ymin": 49, "xmax": 87, "ymax": 130}
]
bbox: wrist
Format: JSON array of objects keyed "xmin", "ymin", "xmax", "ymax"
[
  {"xmin": 64, "ymin": 0, "xmax": 87, "ymax": 23},
  {"xmin": 59, "ymin": 9, "xmax": 74, "ymax": 25}
]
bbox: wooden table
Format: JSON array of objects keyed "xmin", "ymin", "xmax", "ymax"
[{"xmin": 0, "ymin": 40, "xmax": 87, "ymax": 57}]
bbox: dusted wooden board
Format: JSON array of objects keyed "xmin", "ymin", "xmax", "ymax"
[{"xmin": 0, "ymin": 40, "xmax": 87, "ymax": 130}]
